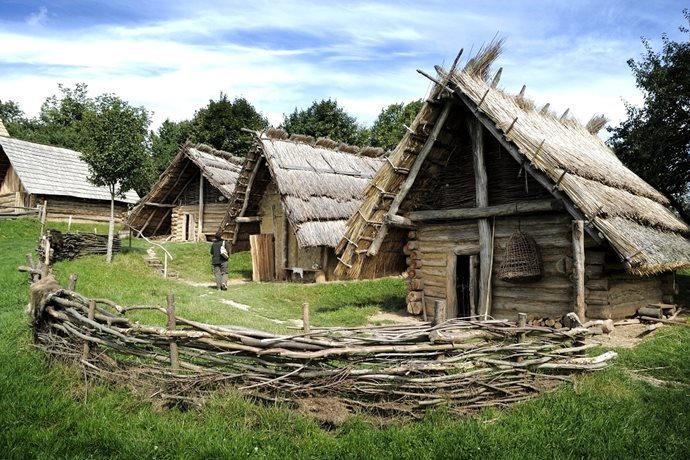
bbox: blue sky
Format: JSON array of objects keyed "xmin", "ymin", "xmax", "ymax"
[{"xmin": 0, "ymin": 1, "xmax": 687, "ymax": 131}]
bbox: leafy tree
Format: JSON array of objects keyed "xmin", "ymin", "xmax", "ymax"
[
  {"xmin": 190, "ymin": 94, "xmax": 268, "ymax": 155},
  {"xmin": 608, "ymin": 10, "xmax": 690, "ymax": 216},
  {"xmin": 34, "ymin": 83, "xmax": 93, "ymax": 149},
  {"xmin": 80, "ymin": 94, "xmax": 151, "ymax": 263},
  {"xmin": 281, "ymin": 98, "xmax": 368, "ymax": 145},
  {"xmin": 0, "ymin": 99, "xmax": 33, "ymax": 137},
  {"xmin": 369, "ymin": 99, "xmax": 423, "ymax": 151},
  {"xmin": 150, "ymin": 118, "xmax": 193, "ymax": 178}
]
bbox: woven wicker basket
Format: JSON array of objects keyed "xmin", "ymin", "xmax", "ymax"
[{"xmin": 497, "ymin": 230, "xmax": 542, "ymax": 283}]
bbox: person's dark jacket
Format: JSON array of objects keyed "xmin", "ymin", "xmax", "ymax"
[{"xmin": 210, "ymin": 239, "xmax": 230, "ymax": 265}]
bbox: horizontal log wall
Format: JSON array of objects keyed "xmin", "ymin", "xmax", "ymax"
[
  {"xmin": 40, "ymin": 195, "xmax": 129, "ymax": 223},
  {"xmin": 491, "ymin": 214, "xmax": 574, "ymax": 320},
  {"xmin": 587, "ymin": 275, "xmax": 663, "ymax": 320},
  {"xmin": 201, "ymin": 202, "xmax": 227, "ymax": 236},
  {"xmin": 0, "ymin": 192, "xmax": 16, "ymax": 209},
  {"xmin": 416, "ymin": 213, "xmax": 581, "ymax": 321}
]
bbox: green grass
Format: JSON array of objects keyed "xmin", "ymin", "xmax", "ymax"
[{"xmin": 2, "ymin": 217, "xmax": 690, "ymax": 459}]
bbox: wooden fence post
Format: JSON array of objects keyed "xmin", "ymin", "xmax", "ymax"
[
  {"xmin": 302, "ymin": 302, "xmax": 311, "ymax": 334},
  {"xmin": 433, "ymin": 300, "xmax": 446, "ymax": 326},
  {"xmin": 517, "ymin": 313, "xmax": 527, "ymax": 343},
  {"xmin": 166, "ymin": 293, "xmax": 179, "ymax": 370},
  {"xmin": 82, "ymin": 300, "xmax": 96, "ymax": 360},
  {"xmin": 68, "ymin": 274, "xmax": 78, "ymax": 291}
]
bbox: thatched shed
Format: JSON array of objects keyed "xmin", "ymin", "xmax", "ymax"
[
  {"xmin": 336, "ymin": 42, "xmax": 690, "ymax": 321},
  {"xmin": 0, "ymin": 135, "xmax": 139, "ymax": 221},
  {"xmin": 220, "ymin": 129, "xmax": 404, "ymax": 281},
  {"xmin": 125, "ymin": 143, "xmax": 247, "ymax": 244}
]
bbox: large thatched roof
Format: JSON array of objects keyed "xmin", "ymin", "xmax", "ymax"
[
  {"xmin": 224, "ymin": 130, "xmax": 383, "ymax": 248},
  {"xmin": 125, "ymin": 143, "xmax": 242, "ymax": 235},
  {"xmin": 0, "ymin": 136, "xmax": 139, "ymax": 203},
  {"xmin": 337, "ymin": 42, "xmax": 690, "ymax": 277}
]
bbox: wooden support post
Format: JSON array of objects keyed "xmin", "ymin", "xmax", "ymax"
[
  {"xmin": 469, "ymin": 118, "xmax": 492, "ymax": 320},
  {"xmin": 446, "ymin": 254, "xmax": 457, "ymax": 319},
  {"xmin": 166, "ymin": 293, "xmax": 179, "ymax": 370},
  {"xmin": 433, "ymin": 300, "xmax": 446, "ymax": 326},
  {"xmin": 197, "ymin": 173, "xmax": 204, "ymax": 240},
  {"xmin": 68, "ymin": 273, "xmax": 78, "ymax": 291},
  {"xmin": 572, "ymin": 220, "xmax": 586, "ymax": 322},
  {"xmin": 82, "ymin": 300, "xmax": 96, "ymax": 360},
  {"xmin": 302, "ymin": 302, "xmax": 310, "ymax": 334}
]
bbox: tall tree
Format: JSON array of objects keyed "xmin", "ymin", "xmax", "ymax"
[
  {"xmin": 0, "ymin": 99, "xmax": 32, "ymax": 137},
  {"xmin": 191, "ymin": 94, "xmax": 268, "ymax": 155},
  {"xmin": 369, "ymin": 99, "xmax": 423, "ymax": 151},
  {"xmin": 281, "ymin": 98, "xmax": 368, "ymax": 145},
  {"xmin": 608, "ymin": 10, "xmax": 690, "ymax": 216},
  {"xmin": 35, "ymin": 83, "xmax": 93, "ymax": 149},
  {"xmin": 80, "ymin": 94, "xmax": 151, "ymax": 263},
  {"xmin": 150, "ymin": 118, "xmax": 193, "ymax": 178}
]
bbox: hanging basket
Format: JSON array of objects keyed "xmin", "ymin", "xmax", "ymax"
[{"xmin": 497, "ymin": 229, "xmax": 543, "ymax": 283}]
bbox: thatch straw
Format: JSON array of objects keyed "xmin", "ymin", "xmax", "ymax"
[
  {"xmin": 226, "ymin": 134, "xmax": 382, "ymax": 249},
  {"xmin": 336, "ymin": 42, "xmax": 690, "ymax": 278},
  {"xmin": 126, "ymin": 142, "xmax": 242, "ymax": 235},
  {"xmin": 585, "ymin": 114, "xmax": 609, "ymax": 135}
]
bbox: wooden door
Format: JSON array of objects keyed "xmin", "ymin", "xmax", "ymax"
[{"xmin": 250, "ymin": 233, "xmax": 275, "ymax": 281}]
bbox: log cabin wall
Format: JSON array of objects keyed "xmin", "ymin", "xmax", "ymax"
[
  {"xmin": 491, "ymin": 213, "xmax": 574, "ymax": 320},
  {"xmin": 39, "ymin": 195, "xmax": 129, "ymax": 223}
]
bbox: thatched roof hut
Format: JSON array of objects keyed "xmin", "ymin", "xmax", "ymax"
[
  {"xmin": 125, "ymin": 143, "xmax": 244, "ymax": 242},
  {"xmin": 337, "ymin": 41, "xmax": 690, "ymax": 321},
  {"xmin": 0, "ymin": 136, "xmax": 139, "ymax": 221},
  {"xmin": 220, "ymin": 129, "xmax": 402, "ymax": 281}
]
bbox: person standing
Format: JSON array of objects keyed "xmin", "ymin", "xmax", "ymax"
[{"xmin": 210, "ymin": 231, "xmax": 230, "ymax": 290}]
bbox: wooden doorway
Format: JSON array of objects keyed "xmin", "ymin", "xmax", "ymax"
[
  {"xmin": 456, "ymin": 255, "xmax": 479, "ymax": 317},
  {"xmin": 183, "ymin": 213, "xmax": 196, "ymax": 241},
  {"xmin": 447, "ymin": 253, "xmax": 478, "ymax": 318}
]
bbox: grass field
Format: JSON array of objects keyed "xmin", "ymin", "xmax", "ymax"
[{"xmin": 2, "ymin": 218, "xmax": 690, "ymax": 459}]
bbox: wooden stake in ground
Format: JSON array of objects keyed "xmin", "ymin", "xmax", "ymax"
[
  {"xmin": 166, "ymin": 294, "xmax": 179, "ymax": 370},
  {"xmin": 82, "ymin": 300, "xmax": 96, "ymax": 360},
  {"xmin": 302, "ymin": 302, "xmax": 311, "ymax": 334}
]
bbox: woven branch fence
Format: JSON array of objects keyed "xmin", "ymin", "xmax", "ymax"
[{"xmin": 25, "ymin": 271, "xmax": 616, "ymax": 417}]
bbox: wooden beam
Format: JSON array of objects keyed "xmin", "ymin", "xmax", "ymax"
[
  {"xmin": 446, "ymin": 254, "xmax": 458, "ymax": 319},
  {"xmin": 468, "ymin": 117, "xmax": 492, "ymax": 320},
  {"xmin": 385, "ymin": 214, "xmax": 416, "ymax": 229},
  {"xmin": 235, "ymin": 216, "xmax": 262, "ymax": 223},
  {"xmin": 406, "ymin": 199, "xmax": 562, "ymax": 221},
  {"xmin": 197, "ymin": 173, "xmax": 204, "ymax": 241},
  {"xmin": 452, "ymin": 91, "xmax": 604, "ymax": 245},
  {"xmin": 572, "ymin": 220, "xmax": 586, "ymax": 321},
  {"xmin": 367, "ymin": 100, "xmax": 454, "ymax": 256},
  {"xmin": 142, "ymin": 202, "xmax": 177, "ymax": 208}
]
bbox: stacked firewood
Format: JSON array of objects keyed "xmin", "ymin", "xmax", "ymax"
[
  {"xmin": 404, "ymin": 231, "xmax": 424, "ymax": 315},
  {"xmin": 26, "ymin": 273, "xmax": 618, "ymax": 417},
  {"xmin": 38, "ymin": 229, "xmax": 121, "ymax": 261}
]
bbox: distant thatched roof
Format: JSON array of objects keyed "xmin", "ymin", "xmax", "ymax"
[
  {"xmin": 0, "ymin": 119, "xmax": 8, "ymax": 137},
  {"xmin": 0, "ymin": 136, "xmax": 139, "ymax": 203},
  {"xmin": 125, "ymin": 143, "xmax": 242, "ymax": 235},
  {"xmin": 337, "ymin": 42, "xmax": 690, "ymax": 276},
  {"xmin": 225, "ymin": 130, "xmax": 382, "ymax": 248}
]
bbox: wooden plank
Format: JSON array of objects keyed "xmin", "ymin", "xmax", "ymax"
[
  {"xmin": 197, "ymin": 174, "xmax": 204, "ymax": 241},
  {"xmin": 407, "ymin": 199, "xmax": 562, "ymax": 221},
  {"xmin": 572, "ymin": 220, "xmax": 586, "ymax": 320},
  {"xmin": 367, "ymin": 100, "xmax": 454, "ymax": 256},
  {"xmin": 446, "ymin": 254, "xmax": 457, "ymax": 318}
]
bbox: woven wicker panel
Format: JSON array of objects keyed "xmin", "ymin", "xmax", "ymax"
[{"xmin": 497, "ymin": 230, "xmax": 543, "ymax": 283}]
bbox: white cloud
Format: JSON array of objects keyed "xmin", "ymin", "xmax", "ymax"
[{"xmin": 1, "ymin": 0, "xmax": 679, "ymax": 134}]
